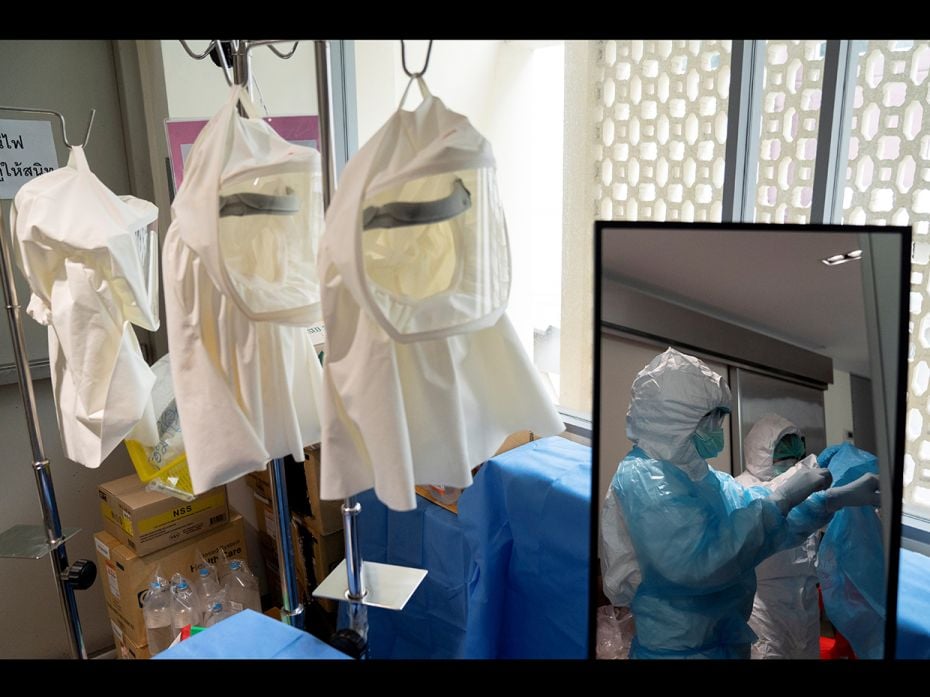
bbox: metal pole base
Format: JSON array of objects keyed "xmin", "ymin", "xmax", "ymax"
[
  {"xmin": 313, "ymin": 559, "xmax": 427, "ymax": 611},
  {"xmin": 279, "ymin": 602, "xmax": 305, "ymax": 625},
  {"xmin": 0, "ymin": 524, "xmax": 80, "ymax": 559}
]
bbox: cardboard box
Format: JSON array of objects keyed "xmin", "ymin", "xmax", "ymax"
[
  {"xmin": 98, "ymin": 474, "xmax": 229, "ymax": 556},
  {"xmin": 109, "ymin": 616, "xmax": 151, "ymax": 659},
  {"xmin": 415, "ymin": 430, "xmax": 536, "ymax": 513},
  {"xmin": 260, "ymin": 514, "xmax": 344, "ymax": 615},
  {"xmin": 246, "ymin": 470, "xmax": 273, "ymax": 501},
  {"xmin": 259, "ymin": 523, "xmax": 311, "ymax": 610},
  {"xmin": 247, "ymin": 451, "xmax": 343, "ymax": 536},
  {"xmin": 292, "ymin": 512, "xmax": 344, "ymax": 591},
  {"xmin": 94, "ymin": 513, "xmax": 247, "ymax": 646},
  {"xmin": 302, "ymin": 446, "xmax": 344, "ymax": 535},
  {"xmin": 253, "ymin": 492, "xmax": 278, "ymax": 540}
]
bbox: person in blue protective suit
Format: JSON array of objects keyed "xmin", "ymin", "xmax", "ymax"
[{"xmin": 599, "ymin": 348, "xmax": 879, "ymax": 659}]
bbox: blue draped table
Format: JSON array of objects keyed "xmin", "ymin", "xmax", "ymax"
[
  {"xmin": 154, "ymin": 609, "xmax": 350, "ymax": 659},
  {"xmin": 349, "ymin": 436, "xmax": 591, "ymax": 659},
  {"xmin": 897, "ymin": 548, "xmax": 930, "ymax": 659}
]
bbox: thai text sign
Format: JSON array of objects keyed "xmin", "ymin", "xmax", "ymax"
[{"xmin": 0, "ymin": 119, "xmax": 59, "ymax": 199}]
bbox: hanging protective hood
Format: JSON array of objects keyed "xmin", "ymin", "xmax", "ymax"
[
  {"xmin": 162, "ymin": 85, "xmax": 324, "ymax": 494},
  {"xmin": 11, "ymin": 145, "xmax": 160, "ymax": 466},
  {"xmin": 318, "ymin": 77, "xmax": 564, "ymax": 511}
]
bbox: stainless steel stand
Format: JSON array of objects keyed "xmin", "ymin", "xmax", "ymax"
[{"xmin": 0, "ymin": 204, "xmax": 90, "ymax": 659}]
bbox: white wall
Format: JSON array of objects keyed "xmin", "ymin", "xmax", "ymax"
[
  {"xmin": 161, "ymin": 41, "xmax": 318, "ymax": 118},
  {"xmin": 560, "ymin": 41, "xmax": 597, "ymax": 414},
  {"xmin": 824, "ymin": 368, "xmax": 855, "ymax": 446}
]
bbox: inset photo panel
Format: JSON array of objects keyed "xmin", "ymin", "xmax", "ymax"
[{"xmin": 592, "ymin": 222, "xmax": 909, "ymax": 660}]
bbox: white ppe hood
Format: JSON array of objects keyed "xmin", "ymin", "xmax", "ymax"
[
  {"xmin": 626, "ymin": 347, "xmax": 732, "ymax": 481},
  {"xmin": 318, "ymin": 77, "xmax": 564, "ymax": 511},
  {"xmin": 163, "ymin": 86, "xmax": 324, "ymax": 494},
  {"xmin": 11, "ymin": 145, "xmax": 160, "ymax": 467}
]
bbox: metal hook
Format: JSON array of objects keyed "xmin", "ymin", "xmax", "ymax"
[
  {"xmin": 178, "ymin": 40, "xmax": 217, "ymax": 61},
  {"xmin": 266, "ymin": 42, "xmax": 300, "ymax": 59},
  {"xmin": 248, "ymin": 40, "xmax": 301, "ymax": 59},
  {"xmin": 401, "ymin": 40, "xmax": 433, "ymax": 78},
  {"xmin": 0, "ymin": 106, "xmax": 95, "ymax": 149}
]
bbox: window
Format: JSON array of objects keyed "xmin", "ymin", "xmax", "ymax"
[
  {"xmin": 573, "ymin": 39, "xmax": 927, "ymax": 520},
  {"xmin": 754, "ymin": 40, "xmax": 827, "ymax": 223},
  {"xmin": 839, "ymin": 40, "xmax": 930, "ymax": 519}
]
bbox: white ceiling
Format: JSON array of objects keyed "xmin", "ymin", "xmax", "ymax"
[{"xmin": 601, "ymin": 226, "xmax": 872, "ymax": 376}]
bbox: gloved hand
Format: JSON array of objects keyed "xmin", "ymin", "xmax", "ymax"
[
  {"xmin": 769, "ymin": 467, "xmax": 833, "ymax": 516},
  {"xmin": 825, "ymin": 473, "xmax": 881, "ymax": 512}
]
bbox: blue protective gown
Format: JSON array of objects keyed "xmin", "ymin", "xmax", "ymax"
[{"xmin": 611, "ymin": 450, "xmax": 831, "ymax": 658}]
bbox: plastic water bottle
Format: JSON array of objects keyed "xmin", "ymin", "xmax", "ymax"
[
  {"xmin": 194, "ymin": 566, "xmax": 222, "ymax": 609},
  {"xmin": 203, "ymin": 599, "xmax": 234, "ymax": 627},
  {"xmin": 170, "ymin": 577, "xmax": 200, "ymax": 636},
  {"xmin": 224, "ymin": 560, "xmax": 261, "ymax": 614},
  {"xmin": 142, "ymin": 580, "xmax": 174, "ymax": 655}
]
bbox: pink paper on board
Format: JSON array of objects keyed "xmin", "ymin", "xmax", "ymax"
[{"xmin": 165, "ymin": 115, "xmax": 320, "ymax": 194}]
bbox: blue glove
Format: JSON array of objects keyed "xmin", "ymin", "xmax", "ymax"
[{"xmin": 825, "ymin": 472, "xmax": 880, "ymax": 512}]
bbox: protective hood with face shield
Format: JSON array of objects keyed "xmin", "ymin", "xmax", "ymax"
[
  {"xmin": 162, "ymin": 85, "xmax": 324, "ymax": 494},
  {"xmin": 599, "ymin": 348, "xmax": 833, "ymax": 659},
  {"xmin": 735, "ymin": 413, "xmax": 823, "ymax": 660},
  {"xmin": 11, "ymin": 145, "xmax": 160, "ymax": 467},
  {"xmin": 317, "ymin": 76, "xmax": 564, "ymax": 512}
]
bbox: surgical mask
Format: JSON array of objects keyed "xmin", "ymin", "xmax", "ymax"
[
  {"xmin": 692, "ymin": 406, "xmax": 730, "ymax": 460},
  {"xmin": 693, "ymin": 429, "xmax": 725, "ymax": 459}
]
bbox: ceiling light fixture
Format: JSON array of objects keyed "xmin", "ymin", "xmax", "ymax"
[{"xmin": 821, "ymin": 249, "xmax": 863, "ymax": 266}]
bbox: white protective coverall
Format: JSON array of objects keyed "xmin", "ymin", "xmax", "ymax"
[
  {"xmin": 318, "ymin": 76, "xmax": 564, "ymax": 511},
  {"xmin": 162, "ymin": 86, "xmax": 325, "ymax": 493},
  {"xmin": 11, "ymin": 145, "xmax": 160, "ymax": 466},
  {"xmin": 735, "ymin": 413, "xmax": 822, "ymax": 659}
]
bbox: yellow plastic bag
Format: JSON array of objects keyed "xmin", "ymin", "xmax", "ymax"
[{"xmin": 124, "ymin": 354, "xmax": 194, "ymax": 500}]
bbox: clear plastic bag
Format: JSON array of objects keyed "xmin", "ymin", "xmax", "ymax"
[
  {"xmin": 124, "ymin": 353, "xmax": 194, "ymax": 501},
  {"xmin": 596, "ymin": 605, "xmax": 635, "ymax": 660}
]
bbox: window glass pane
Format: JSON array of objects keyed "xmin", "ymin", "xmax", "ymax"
[
  {"xmin": 754, "ymin": 40, "xmax": 827, "ymax": 223},
  {"xmin": 841, "ymin": 39, "xmax": 930, "ymax": 519}
]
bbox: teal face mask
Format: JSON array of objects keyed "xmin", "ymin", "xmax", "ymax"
[
  {"xmin": 693, "ymin": 429, "xmax": 725, "ymax": 459},
  {"xmin": 692, "ymin": 406, "xmax": 730, "ymax": 459},
  {"xmin": 773, "ymin": 433, "xmax": 806, "ymax": 461},
  {"xmin": 772, "ymin": 433, "xmax": 805, "ymax": 475}
]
